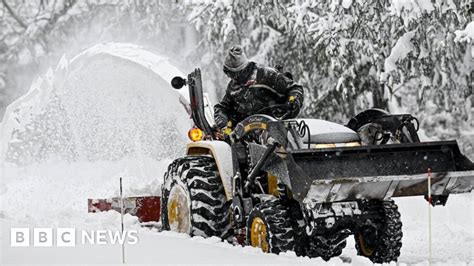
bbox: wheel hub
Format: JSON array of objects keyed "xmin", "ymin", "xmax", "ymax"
[
  {"xmin": 357, "ymin": 233, "xmax": 375, "ymax": 256},
  {"xmin": 167, "ymin": 184, "xmax": 191, "ymax": 234},
  {"xmin": 250, "ymin": 217, "xmax": 269, "ymax": 252}
]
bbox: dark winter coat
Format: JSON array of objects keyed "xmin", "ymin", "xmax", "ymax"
[{"xmin": 214, "ymin": 62, "xmax": 304, "ymax": 129}]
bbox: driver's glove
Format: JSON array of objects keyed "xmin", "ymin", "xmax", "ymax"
[
  {"xmin": 287, "ymin": 95, "xmax": 301, "ymax": 114},
  {"xmin": 222, "ymin": 121, "xmax": 233, "ymax": 136},
  {"xmin": 213, "ymin": 121, "xmax": 232, "ymax": 140}
]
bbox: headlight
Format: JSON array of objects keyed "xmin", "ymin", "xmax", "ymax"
[
  {"xmin": 345, "ymin": 142, "xmax": 361, "ymax": 147},
  {"xmin": 314, "ymin": 143, "xmax": 337, "ymax": 149},
  {"xmin": 188, "ymin": 127, "xmax": 203, "ymax": 142}
]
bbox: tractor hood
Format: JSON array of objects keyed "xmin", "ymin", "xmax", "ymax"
[{"xmin": 298, "ymin": 119, "xmax": 360, "ymax": 144}]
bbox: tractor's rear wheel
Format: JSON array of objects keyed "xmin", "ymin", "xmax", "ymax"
[
  {"xmin": 246, "ymin": 197, "xmax": 294, "ymax": 254},
  {"xmin": 161, "ymin": 156, "xmax": 230, "ymax": 238},
  {"xmin": 355, "ymin": 200, "xmax": 403, "ymax": 263}
]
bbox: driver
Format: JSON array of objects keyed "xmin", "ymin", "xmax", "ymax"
[{"xmin": 214, "ymin": 46, "xmax": 304, "ymax": 133}]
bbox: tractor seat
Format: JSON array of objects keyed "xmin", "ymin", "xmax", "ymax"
[{"xmin": 297, "ymin": 119, "xmax": 360, "ymax": 144}]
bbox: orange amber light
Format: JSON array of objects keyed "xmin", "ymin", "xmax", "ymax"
[{"xmin": 188, "ymin": 127, "xmax": 203, "ymax": 142}]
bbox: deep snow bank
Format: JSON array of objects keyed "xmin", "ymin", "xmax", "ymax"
[
  {"xmin": 1, "ymin": 42, "xmax": 191, "ymax": 166},
  {"xmin": 0, "ymin": 42, "xmax": 192, "ymax": 247},
  {"xmin": 0, "ymin": 42, "xmax": 196, "ymax": 263}
]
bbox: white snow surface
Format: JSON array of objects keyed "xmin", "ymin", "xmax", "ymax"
[
  {"xmin": 1, "ymin": 161, "xmax": 472, "ymax": 265},
  {"xmin": 342, "ymin": 0, "xmax": 353, "ymax": 9},
  {"xmin": 385, "ymin": 30, "xmax": 416, "ymax": 73},
  {"xmin": 455, "ymin": 21, "xmax": 474, "ymax": 57},
  {"xmin": 455, "ymin": 21, "xmax": 474, "ymax": 43},
  {"xmin": 1, "ymin": 43, "xmax": 473, "ymax": 265},
  {"xmin": 389, "ymin": 0, "xmax": 435, "ymax": 25}
]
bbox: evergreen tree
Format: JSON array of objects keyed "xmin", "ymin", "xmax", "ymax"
[{"xmin": 183, "ymin": 0, "xmax": 472, "ymax": 156}]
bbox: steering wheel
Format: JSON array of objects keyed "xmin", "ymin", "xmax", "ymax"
[
  {"xmin": 227, "ymin": 114, "xmax": 276, "ymax": 144},
  {"xmin": 218, "ymin": 105, "xmax": 292, "ymax": 144},
  {"xmin": 255, "ymin": 104, "xmax": 292, "ymax": 121}
]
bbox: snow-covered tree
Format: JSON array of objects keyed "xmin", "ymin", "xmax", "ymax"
[
  {"xmin": 182, "ymin": 0, "xmax": 472, "ymax": 155},
  {"xmin": 1, "ymin": 0, "xmax": 472, "ymax": 157}
]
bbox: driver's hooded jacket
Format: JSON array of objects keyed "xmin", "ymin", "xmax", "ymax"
[{"xmin": 214, "ymin": 62, "xmax": 304, "ymax": 129}]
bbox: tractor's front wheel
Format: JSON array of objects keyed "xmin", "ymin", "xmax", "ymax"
[
  {"xmin": 355, "ymin": 200, "xmax": 403, "ymax": 263},
  {"xmin": 161, "ymin": 156, "xmax": 230, "ymax": 238},
  {"xmin": 246, "ymin": 197, "xmax": 294, "ymax": 254}
]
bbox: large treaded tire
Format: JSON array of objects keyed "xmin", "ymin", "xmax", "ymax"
[
  {"xmin": 246, "ymin": 197, "xmax": 294, "ymax": 254},
  {"xmin": 161, "ymin": 156, "xmax": 230, "ymax": 238},
  {"xmin": 307, "ymin": 232, "xmax": 349, "ymax": 261},
  {"xmin": 355, "ymin": 200, "xmax": 403, "ymax": 263},
  {"xmin": 287, "ymin": 200, "xmax": 308, "ymax": 257}
]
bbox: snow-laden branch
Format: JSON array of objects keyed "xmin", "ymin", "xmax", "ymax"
[{"xmin": 1, "ymin": 0, "xmax": 27, "ymax": 29}]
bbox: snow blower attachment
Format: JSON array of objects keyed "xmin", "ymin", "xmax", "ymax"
[
  {"xmin": 88, "ymin": 196, "xmax": 161, "ymax": 223},
  {"xmin": 162, "ymin": 68, "xmax": 474, "ymax": 263}
]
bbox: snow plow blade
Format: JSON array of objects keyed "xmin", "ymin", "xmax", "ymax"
[{"xmin": 288, "ymin": 140, "xmax": 474, "ymax": 204}]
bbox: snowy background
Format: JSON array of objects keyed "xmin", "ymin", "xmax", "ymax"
[
  {"xmin": 0, "ymin": 0, "xmax": 473, "ymax": 265},
  {"xmin": 0, "ymin": 0, "xmax": 473, "ymax": 154}
]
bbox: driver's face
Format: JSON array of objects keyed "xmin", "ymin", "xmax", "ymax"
[{"xmin": 223, "ymin": 68, "xmax": 240, "ymax": 81}]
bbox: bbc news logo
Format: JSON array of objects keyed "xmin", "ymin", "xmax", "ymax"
[{"xmin": 11, "ymin": 228, "xmax": 139, "ymax": 247}]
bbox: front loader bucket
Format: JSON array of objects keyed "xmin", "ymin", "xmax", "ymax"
[{"xmin": 287, "ymin": 140, "xmax": 474, "ymax": 203}]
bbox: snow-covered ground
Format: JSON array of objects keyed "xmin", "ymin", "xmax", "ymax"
[
  {"xmin": 1, "ymin": 43, "xmax": 473, "ymax": 265},
  {"xmin": 1, "ymin": 161, "xmax": 472, "ymax": 265}
]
